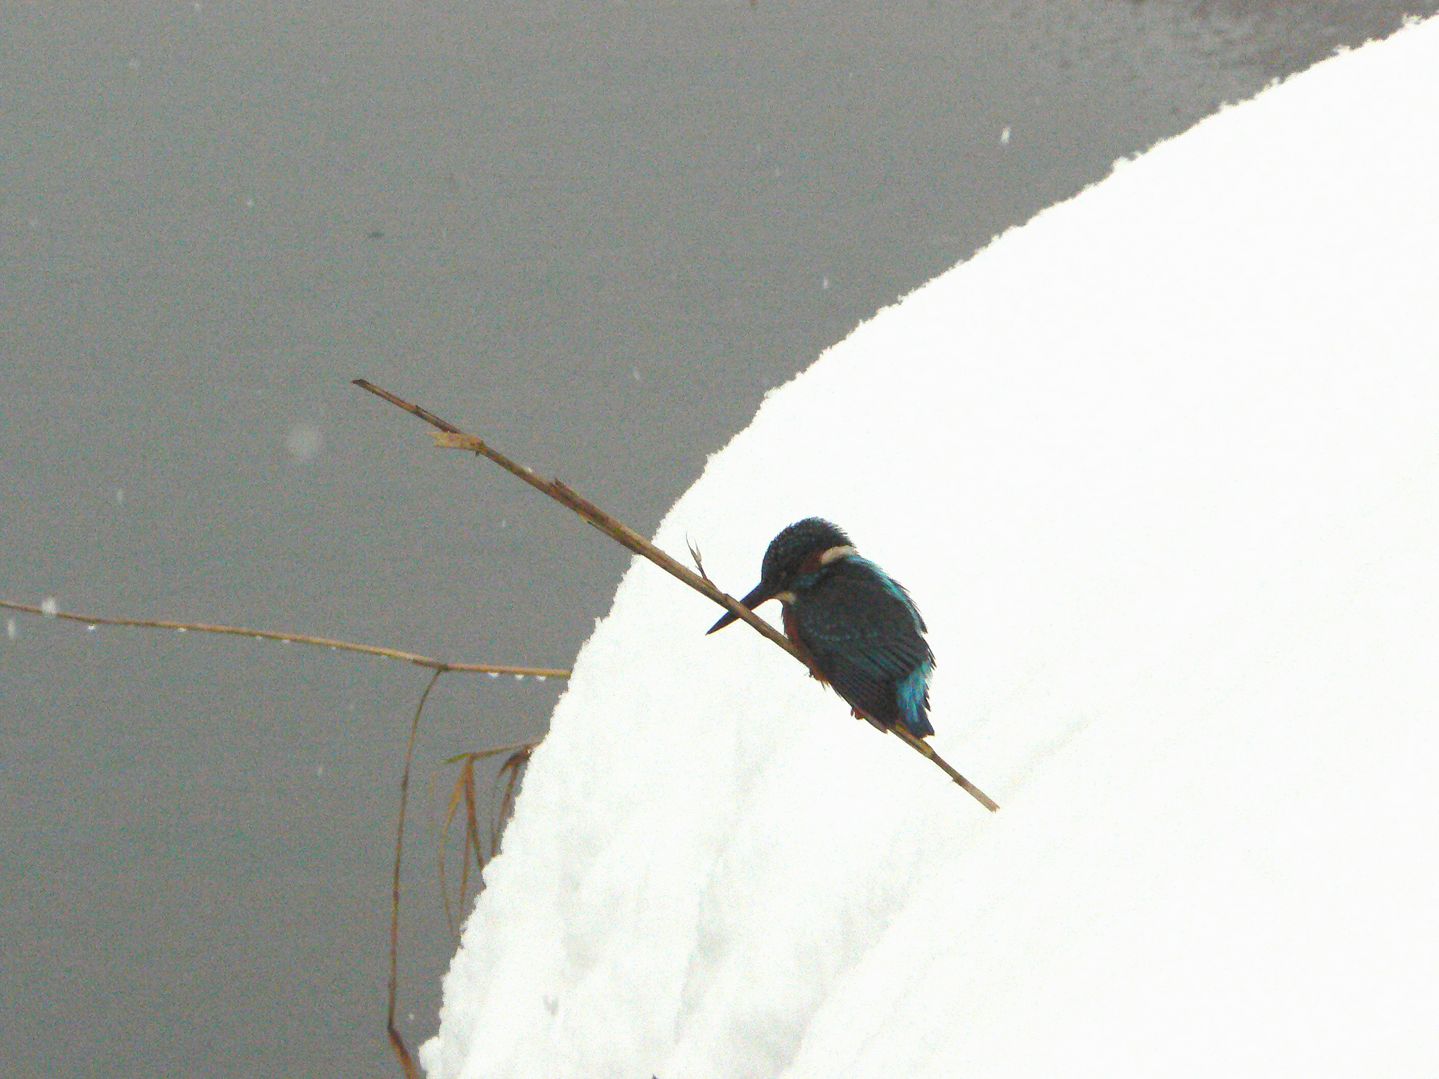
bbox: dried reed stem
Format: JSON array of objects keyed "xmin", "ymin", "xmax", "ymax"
[
  {"xmin": 353, "ymin": 379, "xmax": 998, "ymax": 811},
  {"xmin": 386, "ymin": 668, "xmax": 442, "ymax": 1079},
  {"xmin": 0, "ymin": 598, "xmax": 568, "ymax": 680}
]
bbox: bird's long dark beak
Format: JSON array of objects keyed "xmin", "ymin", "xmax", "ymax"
[{"xmin": 706, "ymin": 581, "xmax": 773, "ymax": 634}]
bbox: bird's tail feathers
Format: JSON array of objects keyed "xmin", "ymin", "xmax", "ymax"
[{"xmin": 896, "ymin": 663, "xmax": 935, "ymax": 738}]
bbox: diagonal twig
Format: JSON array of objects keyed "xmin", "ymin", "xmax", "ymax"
[{"xmin": 353, "ymin": 379, "xmax": 998, "ymax": 812}]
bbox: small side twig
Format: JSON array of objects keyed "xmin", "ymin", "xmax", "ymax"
[
  {"xmin": 686, "ymin": 537, "xmax": 714, "ymax": 585},
  {"xmin": 353, "ymin": 378, "xmax": 998, "ymax": 812}
]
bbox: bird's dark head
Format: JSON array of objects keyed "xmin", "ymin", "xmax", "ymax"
[
  {"xmin": 707, "ymin": 517, "xmax": 855, "ymax": 633},
  {"xmin": 758, "ymin": 517, "xmax": 853, "ymax": 591}
]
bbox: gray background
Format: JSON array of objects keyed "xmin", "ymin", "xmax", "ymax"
[{"xmin": 1, "ymin": 3, "xmax": 1426, "ymax": 1075}]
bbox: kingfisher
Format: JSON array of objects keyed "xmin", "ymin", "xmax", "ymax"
[{"xmin": 706, "ymin": 518, "xmax": 936, "ymax": 738}]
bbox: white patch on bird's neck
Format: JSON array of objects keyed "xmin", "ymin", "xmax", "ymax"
[
  {"xmin": 774, "ymin": 590, "xmax": 797, "ymax": 603},
  {"xmin": 818, "ymin": 544, "xmax": 857, "ymax": 565}
]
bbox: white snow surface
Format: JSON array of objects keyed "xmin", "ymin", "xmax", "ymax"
[{"xmin": 424, "ymin": 20, "xmax": 1439, "ymax": 1078}]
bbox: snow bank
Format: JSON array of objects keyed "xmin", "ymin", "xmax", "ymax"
[{"xmin": 423, "ymin": 18, "xmax": 1439, "ymax": 1077}]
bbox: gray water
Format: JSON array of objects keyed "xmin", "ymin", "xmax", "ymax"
[{"xmin": 1, "ymin": 3, "xmax": 1426, "ymax": 1075}]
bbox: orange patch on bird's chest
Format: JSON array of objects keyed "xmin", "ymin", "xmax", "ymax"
[{"xmin": 782, "ymin": 605, "xmax": 828, "ymax": 685}]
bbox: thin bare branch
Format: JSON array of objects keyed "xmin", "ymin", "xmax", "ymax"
[
  {"xmin": 353, "ymin": 379, "xmax": 998, "ymax": 811},
  {"xmin": 892, "ymin": 726, "xmax": 1000, "ymax": 812},
  {"xmin": 439, "ymin": 764, "xmax": 468, "ymax": 939},
  {"xmin": 460, "ymin": 762, "xmax": 485, "ymax": 912},
  {"xmin": 442, "ymin": 741, "xmax": 543, "ymax": 766},
  {"xmin": 493, "ymin": 747, "xmax": 533, "ymax": 852},
  {"xmin": 0, "ymin": 598, "xmax": 569, "ymax": 680},
  {"xmin": 387, "ymin": 668, "xmax": 443, "ymax": 1079},
  {"xmin": 437, "ymin": 737, "xmax": 544, "ymax": 939}
]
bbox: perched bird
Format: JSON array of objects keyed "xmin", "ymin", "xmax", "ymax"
[{"xmin": 707, "ymin": 518, "xmax": 936, "ymax": 738}]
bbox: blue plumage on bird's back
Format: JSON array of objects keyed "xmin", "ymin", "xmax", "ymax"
[
  {"xmin": 812, "ymin": 553, "xmax": 934, "ymax": 735},
  {"xmin": 896, "ymin": 659, "xmax": 935, "ymax": 737},
  {"xmin": 849, "ymin": 556, "xmax": 927, "ymax": 633}
]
